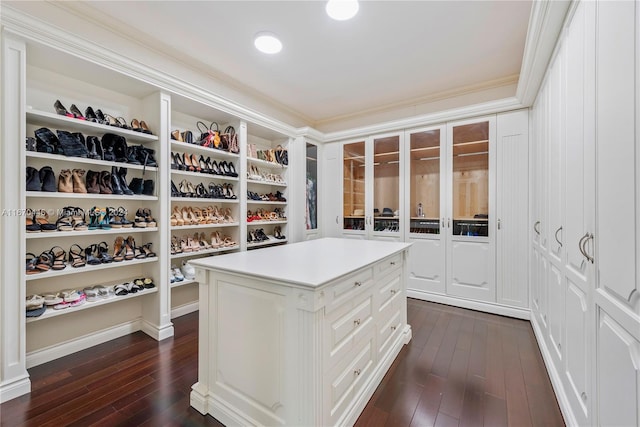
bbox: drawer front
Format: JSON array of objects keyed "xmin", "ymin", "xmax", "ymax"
[
  {"xmin": 325, "ymin": 332, "xmax": 375, "ymax": 426},
  {"xmin": 377, "ymin": 272, "xmax": 402, "ymax": 311},
  {"xmin": 325, "ymin": 294, "xmax": 374, "ymax": 371},
  {"xmin": 325, "ymin": 267, "xmax": 374, "ymax": 313},
  {"xmin": 378, "ymin": 304, "xmax": 402, "ymax": 359},
  {"xmin": 375, "ymin": 253, "xmax": 402, "ymax": 277}
]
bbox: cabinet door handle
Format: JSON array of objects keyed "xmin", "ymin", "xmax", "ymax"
[
  {"xmin": 354, "ymin": 369, "xmax": 361, "ymax": 376},
  {"xmin": 353, "ymin": 319, "xmax": 361, "ymax": 326},
  {"xmin": 390, "ymin": 289, "xmax": 397, "ymax": 295},
  {"xmin": 390, "ymin": 261, "xmax": 396, "ymax": 266},
  {"xmin": 578, "ymin": 232, "xmax": 589, "ymax": 259},
  {"xmin": 584, "ymin": 233, "xmax": 594, "ymax": 264},
  {"xmin": 497, "ymin": 219, "xmax": 501, "ymax": 230},
  {"xmin": 354, "ymin": 281, "xmax": 362, "ymax": 287},
  {"xmin": 555, "ymin": 226, "xmax": 563, "ymax": 248},
  {"xmin": 391, "ymin": 325, "xmax": 397, "ymax": 331},
  {"xmin": 447, "ymin": 218, "xmax": 451, "ymax": 228},
  {"xmin": 581, "ymin": 392, "xmax": 587, "ymax": 401},
  {"xmin": 534, "ymin": 220, "xmax": 541, "ymax": 235},
  {"xmin": 336, "ymin": 215, "xmax": 339, "ymax": 224},
  {"xmin": 441, "ymin": 218, "xmax": 445, "ymax": 228}
]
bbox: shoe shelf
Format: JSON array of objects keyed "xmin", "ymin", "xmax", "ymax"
[
  {"xmin": 247, "ymin": 157, "xmax": 288, "ymax": 169},
  {"xmin": 170, "ymin": 141, "xmax": 240, "ymax": 159},
  {"xmin": 26, "ymin": 227, "xmax": 158, "ymax": 239},
  {"xmin": 171, "ymin": 169, "xmax": 238, "ymax": 181},
  {"xmin": 171, "ymin": 223, "xmax": 239, "ymax": 231},
  {"xmin": 170, "ymin": 245, "xmax": 239, "ymax": 260},
  {"xmin": 170, "ymin": 278, "xmax": 197, "ymax": 289},
  {"xmin": 25, "ymin": 256, "xmax": 158, "ymax": 281},
  {"xmin": 26, "ymin": 286, "xmax": 158, "ymax": 323},
  {"xmin": 27, "ymin": 192, "xmax": 158, "ymax": 201},
  {"xmin": 26, "ymin": 151, "xmax": 158, "ymax": 173},
  {"xmin": 26, "ymin": 109, "xmax": 159, "ymax": 143},
  {"xmin": 246, "ymin": 220, "xmax": 287, "ymax": 226},
  {"xmin": 246, "ymin": 200, "xmax": 287, "ymax": 206},
  {"xmin": 246, "ymin": 179, "xmax": 287, "ymax": 187},
  {"xmin": 247, "ymin": 237, "xmax": 288, "ymax": 249},
  {"xmin": 171, "ymin": 197, "xmax": 238, "ymax": 204}
]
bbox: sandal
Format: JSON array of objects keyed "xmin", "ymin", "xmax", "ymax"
[
  {"xmin": 142, "ymin": 278, "xmax": 155, "ymax": 289},
  {"xmin": 68, "ymin": 244, "xmax": 86, "ymax": 268},
  {"xmin": 35, "ymin": 251, "xmax": 54, "ymax": 272},
  {"xmin": 117, "ymin": 207, "xmax": 133, "ymax": 228},
  {"xmin": 26, "ymin": 294, "xmax": 44, "ymax": 310},
  {"xmin": 85, "ymin": 244, "xmax": 102, "ymax": 265},
  {"xmin": 140, "ymin": 243, "xmax": 156, "ymax": 258},
  {"xmin": 124, "ymin": 236, "xmax": 137, "ymax": 260},
  {"xmin": 43, "ymin": 293, "xmax": 63, "ymax": 306},
  {"xmin": 67, "ymin": 207, "xmax": 88, "ymax": 231},
  {"xmin": 83, "ymin": 286, "xmax": 100, "ymax": 302},
  {"xmin": 114, "ymin": 283, "xmax": 129, "ymax": 296},
  {"xmin": 134, "ymin": 209, "xmax": 147, "ymax": 228},
  {"xmin": 113, "ymin": 236, "xmax": 126, "ymax": 262},
  {"xmin": 143, "ymin": 208, "xmax": 157, "ymax": 227},
  {"xmin": 97, "ymin": 241, "xmax": 113, "ymax": 263},
  {"xmin": 25, "ymin": 209, "xmax": 41, "ymax": 233},
  {"xmin": 56, "ymin": 212, "xmax": 74, "ymax": 232},
  {"xmin": 26, "ymin": 252, "xmax": 40, "ymax": 275},
  {"xmin": 94, "ymin": 285, "xmax": 112, "ymax": 299},
  {"xmin": 35, "ymin": 209, "xmax": 57, "ymax": 232},
  {"xmin": 49, "ymin": 246, "xmax": 67, "ymax": 270}
]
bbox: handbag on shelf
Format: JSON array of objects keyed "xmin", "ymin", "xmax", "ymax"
[
  {"xmin": 275, "ymin": 144, "xmax": 288, "ymax": 165},
  {"xmin": 197, "ymin": 121, "xmax": 221, "ymax": 149},
  {"xmin": 222, "ymin": 126, "xmax": 239, "ymax": 154}
]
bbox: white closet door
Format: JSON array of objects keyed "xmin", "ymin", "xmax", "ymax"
[{"xmin": 594, "ymin": 1, "xmax": 640, "ymax": 425}]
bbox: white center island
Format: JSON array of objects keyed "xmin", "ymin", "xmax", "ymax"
[{"xmin": 189, "ymin": 238, "xmax": 412, "ymax": 426}]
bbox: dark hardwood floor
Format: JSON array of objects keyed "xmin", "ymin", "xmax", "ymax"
[{"xmin": 1, "ymin": 299, "xmax": 564, "ymax": 426}]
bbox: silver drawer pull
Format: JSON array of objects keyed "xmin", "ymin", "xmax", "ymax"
[
  {"xmin": 353, "ymin": 319, "xmax": 361, "ymax": 326},
  {"xmin": 391, "ymin": 325, "xmax": 397, "ymax": 331},
  {"xmin": 354, "ymin": 281, "xmax": 362, "ymax": 287},
  {"xmin": 581, "ymin": 392, "xmax": 587, "ymax": 401},
  {"xmin": 354, "ymin": 369, "xmax": 361, "ymax": 376},
  {"xmin": 390, "ymin": 289, "xmax": 397, "ymax": 294},
  {"xmin": 390, "ymin": 261, "xmax": 396, "ymax": 266}
]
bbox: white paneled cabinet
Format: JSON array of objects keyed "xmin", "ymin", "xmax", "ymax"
[{"xmin": 530, "ymin": 1, "xmax": 640, "ymax": 426}]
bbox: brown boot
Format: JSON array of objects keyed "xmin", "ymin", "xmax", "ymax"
[
  {"xmin": 57, "ymin": 169, "xmax": 73, "ymax": 192},
  {"xmin": 86, "ymin": 170, "xmax": 100, "ymax": 193},
  {"xmin": 72, "ymin": 169, "xmax": 87, "ymax": 193}
]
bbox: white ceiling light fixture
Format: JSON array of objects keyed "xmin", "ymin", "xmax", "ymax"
[
  {"xmin": 326, "ymin": 0, "xmax": 359, "ymax": 21},
  {"xmin": 254, "ymin": 32, "xmax": 282, "ymax": 54}
]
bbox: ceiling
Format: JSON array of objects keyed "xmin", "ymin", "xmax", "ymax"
[{"xmin": 43, "ymin": 1, "xmax": 534, "ymax": 128}]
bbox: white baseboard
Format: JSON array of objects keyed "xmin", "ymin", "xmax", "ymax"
[
  {"xmin": 141, "ymin": 320, "xmax": 175, "ymax": 341},
  {"xmin": 406, "ymin": 290, "xmax": 531, "ymax": 320},
  {"xmin": 0, "ymin": 375, "xmax": 31, "ymax": 404},
  {"xmin": 530, "ymin": 317, "xmax": 576, "ymax": 427},
  {"xmin": 171, "ymin": 301, "xmax": 199, "ymax": 319},
  {"xmin": 26, "ymin": 320, "xmax": 142, "ymax": 368}
]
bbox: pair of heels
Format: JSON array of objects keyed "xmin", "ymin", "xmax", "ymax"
[
  {"xmin": 112, "ymin": 236, "xmax": 156, "ymax": 262},
  {"xmin": 247, "ymin": 228, "xmax": 270, "ymax": 243},
  {"xmin": 54, "ymin": 100, "xmax": 152, "ymax": 134},
  {"xmin": 134, "ymin": 208, "xmax": 157, "ymax": 228},
  {"xmin": 25, "ymin": 247, "xmax": 66, "ymax": 274}
]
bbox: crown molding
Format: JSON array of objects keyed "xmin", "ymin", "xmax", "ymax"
[
  {"xmin": 321, "ymin": 97, "xmax": 524, "ymax": 143},
  {"xmin": 516, "ymin": 0, "xmax": 571, "ymax": 106},
  {"xmin": 0, "ymin": 4, "xmax": 300, "ymax": 138}
]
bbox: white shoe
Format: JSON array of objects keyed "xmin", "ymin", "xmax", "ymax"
[
  {"xmin": 169, "ymin": 269, "xmax": 176, "ymax": 283},
  {"xmin": 181, "ymin": 261, "xmax": 195, "ymax": 280},
  {"xmin": 172, "ymin": 266, "xmax": 184, "ymax": 282}
]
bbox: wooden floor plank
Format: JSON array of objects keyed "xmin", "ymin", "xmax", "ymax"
[{"xmin": 3, "ymin": 300, "xmax": 564, "ymax": 427}]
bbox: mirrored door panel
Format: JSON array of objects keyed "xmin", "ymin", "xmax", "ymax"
[
  {"xmin": 306, "ymin": 142, "xmax": 318, "ymax": 230},
  {"xmin": 343, "ymin": 141, "xmax": 365, "ymax": 231},
  {"xmin": 452, "ymin": 121, "xmax": 489, "ymax": 237},
  {"xmin": 373, "ymin": 135, "xmax": 400, "ymax": 233},
  {"xmin": 409, "ymin": 129, "xmax": 441, "ymax": 235}
]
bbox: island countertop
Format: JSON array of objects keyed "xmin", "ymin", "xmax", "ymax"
[{"xmin": 188, "ymin": 237, "xmax": 411, "ymax": 288}]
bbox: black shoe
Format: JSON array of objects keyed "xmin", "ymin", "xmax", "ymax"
[
  {"xmin": 26, "ymin": 167, "xmax": 42, "ymax": 191},
  {"xmin": 110, "ymin": 166, "xmax": 124, "ymax": 195},
  {"xmin": 84, "ymin": 136, "xmax": 101, "ymax": 160},
  {"xmin": 39, "ymin": 166, "xmax": 56, "ymax": 192},
  {"xmin": 171, "ymin": 180, "xmax": 180, "ymax": 197},
  {"xmin": 142, "ymin": 179, "xmax": 154, "ymax": 196},
  {"xmin": 129, "ymin": 178, "xmax": 144, "ymax": 195},
  {"xmin": 54, "ymin": 100, "xmax": 73, "ymax": 117},
  {"xmin": 118, "ymin": 168, "xmax": 134, "ymax": 195},
  {"xmin": 85, "ymin": 106, "xmax": 99, "ymax": 123},
  {"xmin": 70, "ymin": 104, "xmax": 86, "ymax": 120}
]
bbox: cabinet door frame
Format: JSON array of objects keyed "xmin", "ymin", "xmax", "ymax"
[{"xmin": 445, "ymin": 115, "xmax": 497, "ymax": 302}]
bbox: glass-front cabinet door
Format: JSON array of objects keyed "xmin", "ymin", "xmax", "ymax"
[
  {"xmin": 446, "ymin": 116, "xmax": 496, "ymax": 302},
  {"xmin": 305, "ymin": 142, "xmax": 318, "ymax": 233},
  {"xmin": 343, "ymin": 141, "xmax": 366, "ymax": 233},
  {"xmin": 406, "ymin": 126, "xmax": 446, "ymax": 294},
  {"xmin": 372, "ymin": 134, "xmax": 401, "ymax": 236},
  {"xmin": 341, "ymin": 134, "xmax": 404, "ymax": 239}
]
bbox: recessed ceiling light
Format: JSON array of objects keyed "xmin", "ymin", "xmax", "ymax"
[
  {"xmin": 326, "ymin": 0, "xmax": 359, "ymax": 21},
  {"xmin": 254, "ymin": 32, "xmax": 282, "ymax": 54}
]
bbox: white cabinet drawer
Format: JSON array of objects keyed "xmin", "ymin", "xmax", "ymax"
[
  {"xmin": 378, "ymin": 303, "xmax": 402, "ymax": 359},
  {"xmin": 377, "ymin": 271, "xmax": 402, "ymax": 312},
  {"xmin": 324, "ymin": 293, "xmax": 374, "ymax": 371},
  {"xmin": 325, "ymin": 331, "xmax": 375, "ymax": 426},
  {"xmin": 375, "ymin": 253, "xmax": 402, "ymax": 277},
  {"xmin": 325, "ymin": 267, "xmax": 374, "ymax": 314}
]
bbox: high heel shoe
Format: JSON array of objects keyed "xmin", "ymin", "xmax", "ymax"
[
  {"xmin": 171, "ymin": 180, "xmax": 180, "ymax": 197},
  {"xmin": 117, "ymin": 117, "xmax": 130, "ymax": 130},
  {"xmin": 189, "ymin": 153, "xmax": 201, "ymax": 172},
  {"xmin": 54, "ymin": 100, "xmax": 73, "ymax": 118},
  {"xmin": 140, "ymin": 121, "xmax": 152, "ymax": 135},
  {"xmin": 124, "ymin": 236, "xmax": 136, "ymax": 260},
  {"xmin": 85, "ymin": 244, "xmax": 102, "ymax": 265},
  {"xmin": 130, "ymin": 118, "xmax": 143, "ymax": 132},
  {"xmin": 210, "ymin": 160, "xmax": 222, "ymax": 175},
  {"xmin": 68, "ymin": 244, "xmax": 86, "ymax": 268},
  {"xmin": 105, "ymin": 114, "xmax": 120, "ymax": 127},
  {"xmin": 95, "ymin": 109, "xmax": 107, "ymax": 124},
  {"xmin": 179, "ymin": 179, "xmax": 192, "ymax": 197},
  {"xmin": 183, "ymin": 153, "xmax": 195, "ymax": 172},
  {"xmin": 182, "ymin": 207, "xmax": 194, "ymax": 225},
  {"xmin": 97, "ymin": 242, "xmax": 113, "ymax": 263},
  {"xmin": 171, "ymin": 130, "xmax": 184, "ymax": 142},
  {"xmin": 198, "ymin": 155, "xmax": 210, "ymax": 173},
  {"xmin": 172, "ymin": 206, "xmax": 185, "ymax": 226},
  {"xmin": 173, "ymin": 153, "xmax": 186, "ymax": 170},
  {"xmin": 50, "ymin": 246, "xmax": 67, "ymax": 270},
  {"xmin": 199, "ymin": 232, "xmax": 211, "ymax": 249},
  {"xmin": 113, "ymin": 236, "xmax": 125, "ymax": 262},
  {"xmin": 227, "ymin": 162, "xmax": 239, "ymax": 177},
  {"xmin": 224, "ymin": 183, "xmax": 237, "ymax": 199},
  {"xmin": 85, "ymin": 106, "xmax": 99, "ymax": 123},
  {"xmin": 70, "ymin": 104, "xmax": 86, "ymax": 120}
]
